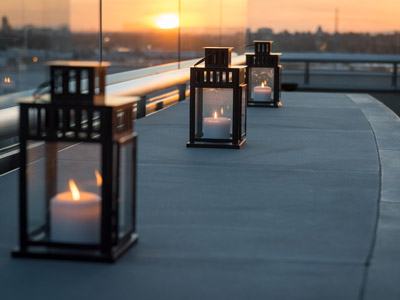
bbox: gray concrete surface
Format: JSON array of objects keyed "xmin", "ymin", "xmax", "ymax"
[{"xmin": 0, "ymin": 92, "xmax": 399, "ymax": 299}]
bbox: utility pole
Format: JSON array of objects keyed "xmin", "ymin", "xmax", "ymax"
[
  {"xmin": 335, "ymin": 8, "xmax": 339, "ymax": 33},
  {"xmin": 334, "ymin": 8, "xmax": 339, "ymax": 53},
  {"xmin": 219, "ymin": 0, "xmax": 222, "ymax": 46},
  {"xmin": 178, "ymin": 0, "xmax": 181, "ymax": 69},
  {"xmin": 99, "ymin": 0, "xmax": 103, "ymax": 62}
]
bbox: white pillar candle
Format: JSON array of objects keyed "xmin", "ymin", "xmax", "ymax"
[
  {"xmin": 50, "ymin": 180, "xmax": 101, "ymax": 244},
  {"xmin": 253, "ymin": 84, "xmax": 272, "ymax": 102},
  {"xmin": 203, "ymin": 112, "xmax": 231, "ymax": 139}
]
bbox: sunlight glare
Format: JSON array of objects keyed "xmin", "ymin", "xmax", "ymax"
[{"xmin": 155, "ymin": 13, "xmax": 180, "ymax": 29}]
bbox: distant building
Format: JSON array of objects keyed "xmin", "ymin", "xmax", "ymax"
[
  {"xmin": 1, "ymin": 16, "xmax": 12, "ymax": 33},
  {"xmin": 257, "ymin": 28, "xmax": 274, "ymax": 40},
  {"xmin": 316, "ymin": 26, "xmax": 324, "ymax": 37},
  {"xmin": 247, "ymin": 27, "xmax": 274, "ymax": 43},
  {"xmin": 315, "ymin": 26, "xmax": 327, "ymax": 52}
]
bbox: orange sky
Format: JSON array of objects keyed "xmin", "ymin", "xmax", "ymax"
[
  {"xmin": 248, "ymin": 0, "xmax": 400, "ymax": 33},
  {"xmin": 69, "ymin": 0, "xmax": 246, "ymax": 32},
  {"xmin": 0, "ymin": 0, "xmax": 398, "ymax": 33},
  {"xmin": 70, "ymin": 0, "xmax": 399, "ymax": 33}
]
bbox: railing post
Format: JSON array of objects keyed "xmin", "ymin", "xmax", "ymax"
[
  {"xmin": 305, "ymin": 61, "xmax": 310, "ymax": 85},
  {"xmin": 178, "ymin": 83, "xmax": 187, "ymax": 101},
  {"xmin": 137, "ymin": 96, "xmax": 146, "ymax": 119},
  {"xmin": 392, "ymin": 63, "xmax": 398, "ymax": 88}
]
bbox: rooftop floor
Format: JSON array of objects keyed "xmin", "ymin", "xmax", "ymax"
[{"xmin": 1, "ymin": 92, "xmax": 400, "ymax": 299}]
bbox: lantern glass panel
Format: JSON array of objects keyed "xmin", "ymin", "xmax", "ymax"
[
  {"xmin": 26, "ymin": 141, "xmax": 102, "ymax": 245},
  {"xmin": 195, "ymin": 87, "xmax": 233, "ymax": 140},
  {"xmin": 26, "ymin": 141, "xmax": 46, "ymax": 238},
  {"xmin": 241, "ymin": 86, "xmax": 246, "ymax": 135},
  {"xmin": 118, "ymin": 138, "xmax": 135, "ymax": 239},
  {"xmin": 250, "ymin": 68, "xmax": 275, "ymax": 102}
]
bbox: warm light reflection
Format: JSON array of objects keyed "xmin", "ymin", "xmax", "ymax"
[
  {"xmin": 220, "ymin": 108, "xmax": 224, "ymax": 115},
  {"xmin": 32, "ymin": 57, "xmax": 38, "ymax": 63},
  {"xmin": 95, "ymin": 170, "xmax": 102, "ymax": 186},
  {"xmin": 69, "ymin": 179, "xmax": 80, "ymax": 201},
  {"xmin": 4, "ymin": 77, "xmax": 11, "ymax": 83},
  {"xmin": 155, "ymin": 13, "xmax": 180, "ymax": 29},
  {"xmin": 213, "ymin": 111, "xmax": 218, "ymax": 119}
]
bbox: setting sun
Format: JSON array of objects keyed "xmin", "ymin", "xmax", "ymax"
[{"xmin": 155, "ymin": 13, "xmax": 180, "ymax": 29}]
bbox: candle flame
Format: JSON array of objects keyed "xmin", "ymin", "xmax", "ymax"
[
  {"xmin": 95, "ymin": 170, "xmax": 102, "ymax": 186},
  {"xmin": 69, "ymin": 179, "xmax": 80, "ymax": 201},
  {"xmin": 220, "ymin": 108, "xmax": 224, "ymax": 115},
  {"xmin": 213, "ymin": 111, "xmax": 218, "ymax": 119},
  {"xmin": 4, "ymin": 77, "xmax": 11, "ymax": 83}
]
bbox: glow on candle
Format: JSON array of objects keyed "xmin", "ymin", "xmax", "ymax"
[
  {"xmin": 203, "ymin": 111, "xmax": 231, "ymax": 139},
  {"xmin": 253, "ymin": 80, "xmax": 271, "ymax": 102},
  {"xmin": 50, "ymin": 179, "xmax": 101, "ymax": 244}
]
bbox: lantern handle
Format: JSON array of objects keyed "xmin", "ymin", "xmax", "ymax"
[
  {"xmin": 193, "ymin": 50, "xmax": 217, "ymax": 67},
  {"xmin": 32, "ymin": 80, "xmax": 51, "ymax": 102},
  {"xmin": 32, "ymin": 69, "xmax": 76, "ymax": 102},
  {"xmin": 244, "ymin": 43, "xmax": 255, "ymax": 48}
]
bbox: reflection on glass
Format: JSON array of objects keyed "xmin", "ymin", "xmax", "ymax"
[
  {"xmin": 197, "ymin": 87, "xmax": 233, "ymax": 139},
  {"xmin": 0, "ymin": 0, "xmax": 247, "ymax": 96},
  {"xmin": 251, "ymin": 68, "xmax": 275, "ymax": 101}
]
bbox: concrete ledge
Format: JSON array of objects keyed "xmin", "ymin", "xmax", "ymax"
[{"xmin": 348, "ymin": 94, "xmax": 400, "ymax": 299}]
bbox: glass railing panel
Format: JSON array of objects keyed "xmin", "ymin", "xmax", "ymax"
[
  {"xmin": 220, "ymin": 0, "xmax": 247, "ymax": 54},
  {"xmin": 102, "ymin": 0, "xmax": 179, "ymax": 74},
  {"xmin": 180, "ymin": 0, "xmax": 247, "ymax": 59},
  {"xmin": 0, "ymin": 0, "xmax": 99, "ymax": 96}
]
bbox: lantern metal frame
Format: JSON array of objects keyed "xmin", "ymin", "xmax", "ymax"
[
  {"xmin": 246, "ymin": 41, "xmax": 282, "ymax": 107},
  {"xmin": 187, "ymin": 47, "xmax": 247, "ymax": 149},
  {"xmin": 12, "ymin": 61, "xmax": 138, "ymax": 263}
]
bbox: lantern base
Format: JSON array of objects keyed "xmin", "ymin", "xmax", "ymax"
[
  {"xmin": 11, "ymin": 233, "xmax": 139, "ymax": 263},
  {"xmin": 186, "ymin": 139, "xmax": 246, "ymax": 149},
  {"xmin": 248, "ymin": 101, "xmax": 282, "ymax": 108}
]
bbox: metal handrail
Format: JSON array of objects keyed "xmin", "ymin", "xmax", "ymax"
[
  {"xmin": 107, "ymin": 55, "xmax": 246, "ymax": 97},
  {"xmin": 0, "ymin": 58, "xmax": 201, "ymax": 110},
  {"xmin": 281, "ymin": 53, "xmax": 400, "ymax": 63},
  {"xmin": 280, "ymin": 53, "xmax": 400, "ymax": 88}
]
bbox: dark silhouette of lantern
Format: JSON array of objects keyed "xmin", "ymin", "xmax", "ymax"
[
  {"xmin": 12, "ymin": 61, "xmax": 138, "ymax": 262},
  {"xmin": 187, "ymin": 48, "xmax": 247, "ymax": 149},
  {"xmin": 246, "ymin": 41, "xmax": 282, "ymax": 107}
]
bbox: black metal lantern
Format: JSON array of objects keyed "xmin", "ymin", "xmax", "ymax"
[
  {"xmin": 187, "ymin": 47, "xmax": 247, "ymax": 149},
  {"xmin": 246, "ymin": 41, "xmax": 282, "ymax": 107},
  {"xmin": 12, "ymin": 61, "xmax": 138, "ymax": 262}
]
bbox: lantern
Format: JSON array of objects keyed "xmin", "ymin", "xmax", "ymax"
[
  {"xmin": 12, "ymin": 61, "xmax": 138, "ymax": 262},
  {"xmin": 246, "ymin": 41, "xmax": 282, "ymax": 107},
  {"xmin": 187, "ymin": 47, "xmax": 247, "ymax": 149}
]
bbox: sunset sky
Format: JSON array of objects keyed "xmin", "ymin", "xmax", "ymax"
[
  {"xmin": 69, "ymin": 0, "xmax": 246, "ymax": 32},
  {"xmin": 0, "ymin": 0, "xmax": 399, "ymax": 33},
  {"xmin": 248, "ymin": 0, "xmax": 400, "ymax": 33}
]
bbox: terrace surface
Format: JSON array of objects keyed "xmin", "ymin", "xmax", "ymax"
[{"xmin": 1, "ymin": 92, "xmax": 400, "ymax": 299}]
